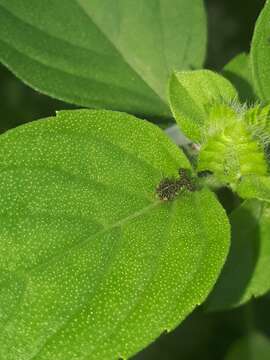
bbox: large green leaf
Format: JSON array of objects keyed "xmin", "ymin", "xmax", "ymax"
[
  {"xmin": 206, "ymin": 199, "xmax": 270, "ymax": 311},
  {"xmin": 0, "ymin": 0, "xmax": 206, "ymax": 120},
  {"xmin": 0, "ymin": 109, "xmax": 229, "ymax": 359},
  {"xmin": 225, "ymin": 332, "xmax": 270, "ymax": 360},
  {"xmin": 222, "ymin": 53, "xmax": 257, "ymax": 103},
  {"xmin": 251, "ymin": 0, "xmax": 270, "ymax": 102}
]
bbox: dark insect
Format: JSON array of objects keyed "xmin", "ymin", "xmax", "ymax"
[
  {"xmin": 197, "ymin": 170, "xmax": 213, "ymax": 178},
  {"xmin": 156, "ymin": 168, "xmax": 196, "ymax": 201},
  {"xmin": 156, "ymin": 177, "xmax": 182, "ymax": 201},
  {"xmin": 178, "ymin": 168, "xmax": 196, "ymax": 192}
]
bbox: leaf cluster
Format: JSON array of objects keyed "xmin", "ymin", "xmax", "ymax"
[{"xmin": 1, "ymin": 1, "xmax": 270, "ymax": 359}]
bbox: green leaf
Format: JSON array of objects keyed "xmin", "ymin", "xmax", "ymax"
[
  {"xmin": 206, "ymin": 199, "xmax": 270, "ymax": 311},
  {"xmin": 222, "ymin": 53, "xmax": 257, "ymax": 103},
  {"xmin": 251, "ymin": 0, "xmax": 270, "ymax": 102},
  {"xmin": 0, "ymin": 0, "xmax": 206, "ymax": 120},
  {"xmin": 225, "ymin": 332, "xmax": 270, "ymax": 360},
  {"xmin": 169, "ymin": 70, "xmax": 238, "ymax": 142},
  {"xmin": 0, "ymin": 109, "xmax": 230, "ymax": 359},
  {"xmin": 236, "ymin": 175, "xmax": 270, "ymax": 203}
]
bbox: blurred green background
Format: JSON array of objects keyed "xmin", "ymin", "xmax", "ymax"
[{"xmin": 0, "ymin": 0, "xmax": 269, "ymax": 359}]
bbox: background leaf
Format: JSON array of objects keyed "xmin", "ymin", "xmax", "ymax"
[
  {"xmin": 206, "ymin": 199, "xmax": 270, "ymax": 311},
  {"xmin": 134, "ymin": 306, "xmax": 245, "ymax": 360},
  {"xmin": 0, "ymin": 0, "xmax": 206, "ymax": 120},
  {"xmin": 251, "ymin": 0, "xmax": 270, "ymax": 102},
  {"xmin": 225, "ymin": 332, "xmax": 270, "ymax": 360},
  {"xmin": 0, "ymin": 64, "xmax": 76, "ymax": 134},
  {"xmin": 222, "ymin": 53, "xmax": 257, "ymax": 103},
  {"xmin": 205, "ymin": 0, "xmax": 265, "ymax": 70},
  {"xmin": 0, "ymin": 109, "xmax": 230, "ymax": 359}
]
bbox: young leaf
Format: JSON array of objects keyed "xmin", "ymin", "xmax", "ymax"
[
  {"xmin": 225, "ymin": 332, "xmax": 270, "ymax": 360},
  {"xmin": 206, "ymin": 199, "xmax": 270, "ymax": 311},
  {"xmin": 169, "ymin": 70, "xmax": 238, "ymax": 142},
  {"xmin": 196, "ymin": 107, "xmax": 269, "ymax": 187},
  {"xmin": 251, "ymin": 0, "xmax": 270, "ymax": 102},
  {"xmin": 0, "ymin": 0, "xmax": 206, "ymax": 120},
  {"xmin": 222, "ymin": 53, "xmax": 257, "ymax": 103},
  {"xmin": 236, "ymin": 175, "xmax": 270, "ymax": 203},
  {"xmin": 0, "ymin": 109, "xmax": 230, "ymax": 360}
]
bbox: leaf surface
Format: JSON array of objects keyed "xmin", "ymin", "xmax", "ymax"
[
  {"xmin": 225, "ymin": 332, "xmax": 270, "ymax": 360},
  {"xmin": 0, "ymin": 0, "xmax": 206, "ymax": 119},
  {"xmin": 251, "ymin": 0, "xmax": 270, "ymax": 102},
  {"xmin": 236, "ymin": 175, "xmax": 270, "ymax": 203},
  {"xmin": 0, "ymin": 109, "xmax": 230, "ymax": 359},
  {"xmin": 169, "ymin": 70, "xmax": 238, "ymax": 142},
  {"xmin": 206, "ymin": 199, "xmax": 270, "ymax": 311},
  {"xmin": 222, "ymin": 53, "xmax": 257, "ymax": 103}
]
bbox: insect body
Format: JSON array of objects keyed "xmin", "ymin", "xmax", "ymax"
[
  {"xmin": 156, "ymin": 168, "xmax": 196, "ymax": 201},
  {"xmin": 197, "ymin": 170, "xmax": 213, "ymax": 178}
]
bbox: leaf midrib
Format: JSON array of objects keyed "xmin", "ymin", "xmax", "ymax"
[
  {"xmin": 29, "ymin": 201, "xmax": 174, "ymax": 360},
  {"xmin": 24, "ymin": 201, "xmax": 161, "ymax": 275},
  {"xmin": 0, "ymin": 200, "xmax": 161, "ymax": 341},
  {"xmin": 0, "ymin": 1, "xmax": 168, "ymax": 107},
  {"xmin": 29, "ymin": 192, "xmax": 215, "ymax": 360},
  {"xmin": 0, "ymin": 37, "xmax": 158, "ymax": 106},
  {"xmin": 75, "ymin": 0, "xmax": 167, "ymax": 103}
]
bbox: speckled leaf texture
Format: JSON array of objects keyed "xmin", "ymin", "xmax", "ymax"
[
  {"xmin": 251, "ymin": 0, "xmax": 270, "ymax": 102},
  {"xmin": 0, "ymin": 109, "xmax": 230, "ymax": 360},
  {"xmin": 0, "ymin": 0, "xmax": 206, "ymax": 120},
  {"xmin": 207, "ymin": 200, "xmax": 270, "ymax": 311}
]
